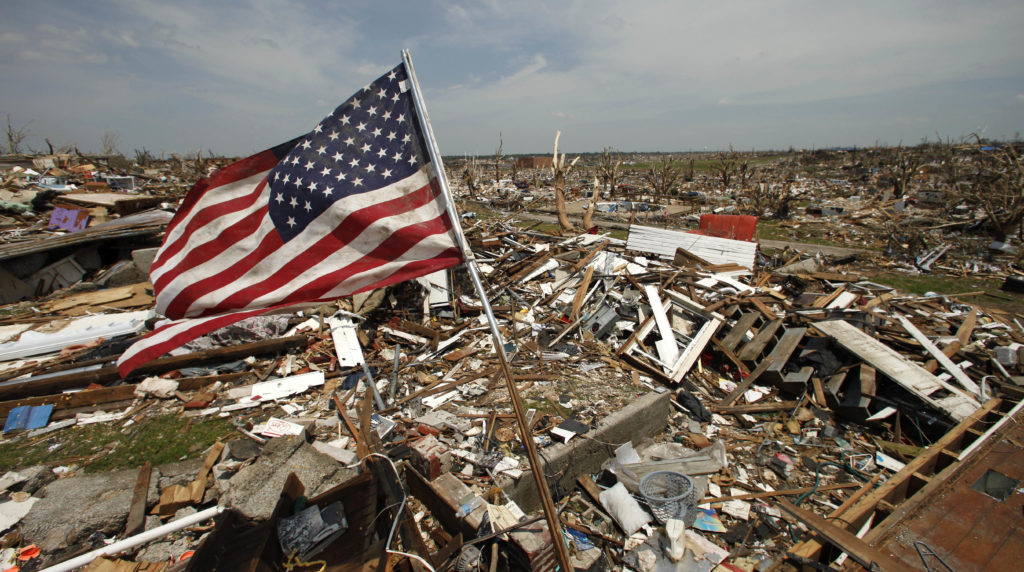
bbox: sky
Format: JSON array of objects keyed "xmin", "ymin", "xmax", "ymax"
[{"xmin": 1, "ymin": 0, "xmax": 1022, "ymax": 157}]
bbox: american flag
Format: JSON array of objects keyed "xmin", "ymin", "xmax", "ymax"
[{"xmin": 118, "ymin": 63, "xmax": 464, "ymax": 377}]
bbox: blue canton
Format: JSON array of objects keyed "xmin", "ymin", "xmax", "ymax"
[{"xmin": 268, "ymin": 65, "xmax": 427, "ymax": 242}]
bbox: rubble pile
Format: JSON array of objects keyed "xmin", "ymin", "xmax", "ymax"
[{"xmin": 0, "ymin": 149, "xmax": 1022, "ymax": 570}]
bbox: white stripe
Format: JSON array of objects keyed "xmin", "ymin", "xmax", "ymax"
[
  {"xmin": 181, "ymin": 183, "xmax": 448, "ymax": 316},
  {"xmin": 151, "ymin": 170, "xmax": 272, "ymax": 283},
  {"xmin": 154, "ymin": 214, "xmax": 279, "ymax": 316},
  {"xmin": 319, "ymin": 231, "xmax": 457, "ymax": 299},
  {"xmin": 156, "ymin": 168, "xmax": 434, "ymax": 305}
]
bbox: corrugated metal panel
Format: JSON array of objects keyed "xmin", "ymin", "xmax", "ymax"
[{"xmin": 626, "ymin": 225, "xmax": 757, "ymax": 268}]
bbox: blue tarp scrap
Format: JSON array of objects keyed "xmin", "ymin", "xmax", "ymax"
[{"xmin": 3, "ymin": 404, "xmax": 54, "ymax": 433}]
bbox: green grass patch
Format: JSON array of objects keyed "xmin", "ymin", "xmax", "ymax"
[
  {"xmin": 871, "ymin": 272, "xmax": 1024, "ymax": 316},
  {"xmin": 0, "ymin": 413, "xmax": 236, "ymax": 473}
]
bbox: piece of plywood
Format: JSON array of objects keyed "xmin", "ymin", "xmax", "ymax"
[{"xmin": 812, "ymin": 320, "xmax": 979, "ymax": 421}]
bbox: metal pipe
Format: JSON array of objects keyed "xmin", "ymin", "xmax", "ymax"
[
  {"xmin": 40, "ymin": 506, "xmax": 225, "ymax": 572},
  {"xmin": 401, "ymin": 49, "xmax": 574, "ymax": 572}
]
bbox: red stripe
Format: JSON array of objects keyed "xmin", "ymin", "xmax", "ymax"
[
  {"xmin": 153, "ymin": 205, "xmax": 272, "ymax": 294},
  {"xmin": 116, "ymin": 306, "xmax": 277, "ymax": 378},
  {"xmin": 342, "ymin": 247, "xmax": 463, "ymax": 298},
  {"xmin": 285, "ymin": 212, "xmax": 457, "ymax": 302},
  {"xmin": 164, "ymin": 147, "xmax": 285, "ymax": 239},
  {"xmin": 153, "ymin": 177, "xmax": 269, "ymax": 276},
  {"xmin": 163, "ymin": 225, "xmax": 285, "ymax": 319},
  {"xmin": 194, "ymin": 181, "xmax": 441, "ymax": 315}
]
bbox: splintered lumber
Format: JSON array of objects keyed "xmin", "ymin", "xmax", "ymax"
[
  {"xmin": 762, "ymin": 327, "xmax": 807, "ymax": 388},
  {"xmin": 811, "ymin": 320, "xmax": 980, "ymax": 421},
  {"xmin": 789, "ymin": 398, "xmax": 1002, "ymax": 561},
  {"xmin": 125, "ymin": 462, "xmax": 152, "ymax": 536},
  {"xmin": 718, "ymin": 356, "xmax": 775, "ymax": 407},
  {"xmin": 720, "ymin": 312, "xmax": 760, "ymax": 353},
  {"xmin": 897, "ymin": 315, "xmax": 982, "ymax": 399},
  {"xmin": 777, "ymin": 499, "xmax": 915, "ymax": 572},
  {"xmin": 712, "ymin": 400, "xmax": 797, "ymax": 414},
  {"xmin": 737, "ymin": 318, "xmax": 782, "ymax": 363}
]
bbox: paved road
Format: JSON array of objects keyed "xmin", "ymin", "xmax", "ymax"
[{"xmin": 517, "ymin": 211, "xmax": 872, "ymax": 257}]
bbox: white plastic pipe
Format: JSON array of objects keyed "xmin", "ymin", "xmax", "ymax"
[{"xmin": 40, "ymin": 505, "xmax": 224, "ymax": 572}]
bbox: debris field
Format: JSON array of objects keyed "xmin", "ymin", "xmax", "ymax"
[{"xmin": 1, "ymin": 147, "xmax": 1023, "ymax": 571}]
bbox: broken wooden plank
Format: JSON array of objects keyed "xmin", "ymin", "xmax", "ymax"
[
  {"xmin": 125, "ymin": 461, "xmax": 152, "ymax": 536},
  {"xmin": 777, "ymin": 499, "xmax": 915, "ymax": 572},
  {"xmin": 812, "ymin": 320, "xmax": 980, "ymax": 421},
  {"xmin": 898, "ymin": 315, "xmax": 982, "ymax": 399}
]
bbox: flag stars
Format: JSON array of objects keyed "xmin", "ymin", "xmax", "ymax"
[
  {"xmin": 387, "ymin": 70, "xmax": 397, "ymax": 81},
  {"xmin": 367, "ymin": 106, "xmax": 378, "ymax": 116},
  {"xmin": 322, "ymin": 185, "xmax": 334, "ymax": 196},
  {"xmin": 386, "ymin": 131, "xmax": 397, "ymax": 142},
  {"xmin": 304, "ymin": 201, "xmax": 312, "ymax": 212},
  {"xmin": 307, "ymin": 181, "xmax": 318, "ymax": 192},
  {"xmin": 365, "ymin": 163, "xmax": 376, "ymax": 173},
  {"xmin": 275, "ymin": 193, "xmax": 284, "ymax": 203},
  {"xmin": 290, "ymin": 156, "xmax": 301, "ymax": 166},
  {"xmin": 392, "ymin": 152, "xmax": 402, "ymax": 162},
  {"xmin": 313, "ymin": 124, "xmax": 323, "ymax": 134},
  {"xmin": 377, "ymin": 88, "xmax": 387, "ymax": 99},
  {"xmin": 351, "ymin": 98, "xmax": 361, "ymax": 108},
  {"xmin": 407, "ymin": 155, "xmax": 417, "ymax": 166},
  {"xmin": 287, "ymin": 216, "xmax": 296, "ymax": 228},
  {"xmin": 344, "ymin": 137, "xmax": 356, "ymax": 146},
  {"xmin": 301, "ymin": 140, "xmax": 312, "ymax": 150},
  {"xmin": 396, "ymin": 114, "xmax": 405, "ymax": 124},
  {"xmin": 328, "ymin": 131, "xmax": 339, "ymax": 141},
  {"xmin": 402, "ymin": 134, "xmax": 411, "ymax": 143},
  {"xmin": 349, "ymin": 158, "xmax": 360, "ymax": 168},
  {"xmin": 335, "ymin": 171, "xmax": 347, "ymax": 181},
  {"xmin": 361, "ymin": 143, "xmax": 372, "ymax": 154},
  {"xmin": 320, "ymin": 166, "xmax": 332, "ymax": 177},
  {"xmin": 289, "ymin": 196, "xmax": 298, "ymax": 208},
  {"xmin": 316, "ymin": 145, "xmax": 327, "ymax": 155},
  {"xmin": 376, "ymin": 147, "xmax": 387, "ymax": 158},
  {"xmin": 282, "ymin": 173, "xmax": 291, "ymax": 184},
  {"xmin": 372, "ymin": 127, "xmax": 382, "ymax": 138},
  {"xmin": 382, "ymin": 168, "xmax": 392, "ymax": 179},
  {"xmin": 332, "ymin": 152, "xmax": 343, "ymax": 162},
  {"xmin": 391, "ymin": 92, "xmax": 400, "ymax": 103},
  {"xmin": 353, "ymin": 177, "xmax": 363, "ymax": 187},
  {"xmin": 382, "ymin": 111, "xmax": 392, "ymax": 121},
  {"xmin": 356, "ymin": 122, "xmax": 367, "ymax": 132},
  {"xmin": 304, "ymin": 160, "xmax": 315, "ymax": 171},
  {"xmin": 340, "ymin": 115, "xmax": 350, "ymax": 125}
]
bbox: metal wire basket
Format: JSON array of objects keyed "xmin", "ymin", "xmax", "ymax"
[{"xmin": 638, "ymin": 470, "xmax": 696, "ymax": 525}]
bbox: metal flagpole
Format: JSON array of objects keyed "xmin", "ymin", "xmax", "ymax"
[{"xmin": 402, "ymin": 49, "xmax": 574, "ymax": 571}]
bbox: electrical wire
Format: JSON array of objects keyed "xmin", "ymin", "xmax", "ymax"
[{"xmin": 344, "ymin": 453, "xmax": 438, "ymax": 572}]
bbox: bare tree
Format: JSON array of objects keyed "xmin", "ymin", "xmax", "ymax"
[
  {"xmin": 715, "ymin": 151, "xmax": 737, "ymax": 190},
  {"xmin": 134, "ymin": 147, "xmax": 154, "ymax": 167},
  {"xmin": 596, "ymin": 147, "xmax": 621, "ymax": 196},
  {"xmin": 494, "ymin": 132, "xmax": 503, "ymax": 184},
  {"xmin": 959, "ymin": 143, "xmax": 1024, "ymax": 240},
  {"xmin": 462, "ymin": 156, "xmax": 480, "ymax": 200},
  {"xmin": 552, "ymin": 131, "xmax": 580, "ymax": 232},
  {"xmin": 101, "ymin": 130, "xmax": 121, "ymax": 155},
  {"xmin": 5, "ymin": 115, "xmax": 32, "ymax": 154},
  {"xmin": 642, "ymin": 155, "xmax": 681, "ymax": 197},
  {"xmin": 888, "ymin": 144, "xmax": 922, "ymax": 198},
  {"xmin": 587, "ymin": 147, "xmax": 621, "ymax": 229}
]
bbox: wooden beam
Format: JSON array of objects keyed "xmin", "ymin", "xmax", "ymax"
[
  {"xmin": 777, "ymin": 499, "xmax": 915, "ymax": 572},
  {"xmin": 0, "ymin": 335, "xmax": 309, "ymax": 401}
]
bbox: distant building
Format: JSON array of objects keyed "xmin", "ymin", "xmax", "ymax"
[{"xmin": 514, "ymin": 156, "xmax": 550, "ymax": 169}]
